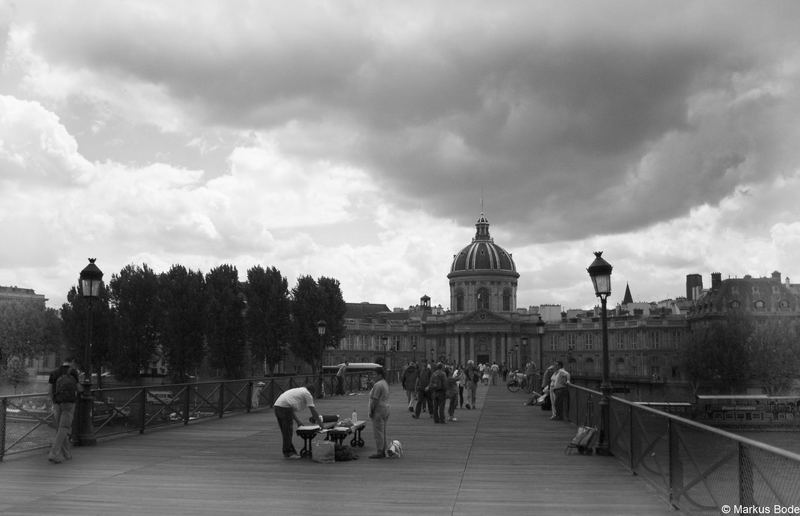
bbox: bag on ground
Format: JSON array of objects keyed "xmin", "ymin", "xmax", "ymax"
[
  {"xmin": 386, "ymin": 439, "xmax": 403, "ymax": 458},
  {"xmin": 54, "ymin": 373, "xmax": 78, "ymax": 404},
  {"xmin": 566, "ymin": 425, "xmax": 598, "ymax": 455},
  {"xmin": 312, "ymin": 440, "xmax": 336, "ymax": 463},
  {"xmin": 334, "ymin": 444, "xmax": 358, "ymax": 461}
]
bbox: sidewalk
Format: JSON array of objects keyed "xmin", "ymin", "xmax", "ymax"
[{"xmin": 0, "ymin": 381, "xmax": 677, "ymax": 515}]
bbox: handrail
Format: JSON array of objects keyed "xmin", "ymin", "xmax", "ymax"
[
  {"xmin": 569, "ymin": 383, "xmax": 800, "ymax": 462},
  {"xmin": 567, "ymin": 383, "xmax": 800, "ymax": 512},
  {"xmin": 1, "ymin": 369, "xmax": 396, "ymax": 461}
]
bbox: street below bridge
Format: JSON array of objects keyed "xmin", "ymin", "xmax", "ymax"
[{"xmin": 0, "ymin": 380, "xmax": 678, "ymax": 515}]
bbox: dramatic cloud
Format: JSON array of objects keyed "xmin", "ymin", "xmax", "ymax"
[{"xmin": 1, "ymin": 1, "xmax": 799, "ymax": 310}]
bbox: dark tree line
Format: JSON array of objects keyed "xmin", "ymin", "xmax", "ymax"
[
  {"xmin": 57, "ymin": 262, "xmax": 346, "ymax": 383},
  {"xmin": 681, "ymin": 312, "xmax": 800, "ymax": 395}
]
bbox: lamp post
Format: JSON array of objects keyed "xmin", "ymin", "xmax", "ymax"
[
  {"xmin": 381, "ymin": 335, "xmax": 388, "ymax": 366},
  {"xmin": 77, "ymin": 258, "xmax": 103, "ymax": 446},
  {"xmin": 412, "ymin": 344, "xmax": 417, "ymax": 363},
  {"xmin": 514, "ymin": 344, "xmax": 519, "ymax": 371},
  {"xmin": 587, "ymin": 251, "xmax": 613, "ymax": 456},
  {"xmin": 430, "ymin": 347, "xmax": 434, "ymax": 362},
  {"xmin": 317, "ymin": 320, "xmax": 326, "ymax": 398},
  {"xmin": 536, "ymin": 316, "xmax": 546, "ymax": 386}
]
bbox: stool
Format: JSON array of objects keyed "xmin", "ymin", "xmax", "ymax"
[
  {"xmin": 296, "ymin": 425, "xmax": 320, "ymax": 458},
  {"xmin": 350, "ymin": 420, "xmax": 366, "ymax": 448}
]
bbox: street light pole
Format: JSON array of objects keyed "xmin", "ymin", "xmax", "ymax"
[
  {"xmin": 77, "ymin": 258, "xmax": 103, "ymax": 446},
  {"xmin": 588, "ymin": 251, "xmax": 613, "ymax": 456},
  {"xmin": 412, "ymin": 344, "xmax": 417, "ymax": 363},
  {"xmin": 536, "ymin": 316, "xmax": 546, "ymax": 387},
  {"xmin": 382, "ymin": 335, "xmax": 388, "ymax": 366}
]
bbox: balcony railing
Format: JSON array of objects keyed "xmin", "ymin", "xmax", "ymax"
[
  {"xmin": 567, "ymin": 384, "xmax": 800, "ymax": 514},
  {"xmin": 0, "ymin": 370, "xmax": 395, "ymax": 461}
]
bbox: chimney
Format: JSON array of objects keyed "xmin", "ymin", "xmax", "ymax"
[
  {"xmin": 686, "ymin": 274, "xmax": 703, "ymax": 300},
  {"xmin": 772, "ymin": 271, "xmax": 782, "ymax": 283},
  {"xmin": 711, "ymin": 272, "xmax": 722, "ymax": 291}
]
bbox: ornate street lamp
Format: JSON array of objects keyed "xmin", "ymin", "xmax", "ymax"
[
  {"xmin": 536, "ymin": 316, "xmax": 546, "ymax": 386},
  {"xmin": 587, "ymin": 251, "xmax": 613, "ymax": 456},
  {"xmin": 77, "ymin": 258, "xmax": 103, "ymax": 446},
  {"xmin": 317, "ymin": 320, "xmax": 326, "ymax": 398}
]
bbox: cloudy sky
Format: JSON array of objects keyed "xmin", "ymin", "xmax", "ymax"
[{"xmin": 2, "ymin": 1, "xmax": 800, "ymax": 312}]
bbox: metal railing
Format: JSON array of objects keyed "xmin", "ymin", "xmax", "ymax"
[
  {"xmin": 568, "ymin": 384, "xmax": 800, "ymax": 513},
  {"xmin": 1, "ymin": 370, "xmax": 395, "ymax": 461}
]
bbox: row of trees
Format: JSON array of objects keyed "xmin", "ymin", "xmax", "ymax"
[
  {"xmin": 681, "ymin": 312, "xmax": 800, "ymax": 395},
  {"xmin": 59, "ymin": 263, "xmax": 346, "ymax": 384}
]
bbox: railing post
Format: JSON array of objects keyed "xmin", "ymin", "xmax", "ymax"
[
  {"xmin": 629, "ymin": 403, "xmax": 635, "ymax": 472},
  {"xmin": 668, "ymin": 419, "xmax": 683, "ymax": 507},
  {"xmin": 138, "ymin": 388, "xmax": 146, "ymax": 434},
  {"xmin": 246, "ymin": 381, "xmax": 253, "ymax": 413},
  {"xmin": 182, "ymin": 385, "xmax": 191, "ymax": 425},
  {"xmin": 218, "ymin": 381, "xmax": 225, "ymax": 419},
  {"xmin": 1, "ymin": 397, "xmax": 7, "ymax": 462},
  {"xmin": 739, "ymin": 443, "xmax": 755, "ymax": 506}
]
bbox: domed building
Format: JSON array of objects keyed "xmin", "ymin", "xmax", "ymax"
[
  {"xmin": 337, "ymin": 211, "xmax": 536, "ymax": 369},
  {"xmin": 448, "ymin": 213, "xmax": 519, "ymax": 313}
]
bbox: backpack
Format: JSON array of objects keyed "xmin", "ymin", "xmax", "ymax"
[
  {"xmin": 471, "ymin": 369, "xmax": 481, "ymax": 384},
  {"xmin": 429, "ymin": 371, "xmax": 444, "ymax": 391},
  {"xmin": 54, "ymin": 372, "xmax": 78, "ymax": 404}
]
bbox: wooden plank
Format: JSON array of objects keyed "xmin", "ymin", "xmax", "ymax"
[{"xmin": 0, "ymin": 382, "xmax": 678, "ymax": 515}]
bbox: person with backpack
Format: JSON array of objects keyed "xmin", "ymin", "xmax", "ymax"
[
  {"xmin": 47, "ymin": 357, "xmax": 81, "ymax": 464},
  {"xmin": 429, "ymin": 362, "xmax": 448, "ymax": 424}
]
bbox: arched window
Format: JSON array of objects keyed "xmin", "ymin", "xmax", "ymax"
[
  {"xmin": 476, "ymin": 287, "xmax": 490, "ymax": 310},
  {"xmin": 455, "ymin": 290, "xmax": 465, "ymax": 312},
  {"xmin": 502, "ymin": 288, "xmax": 512, "ymax": 311}
]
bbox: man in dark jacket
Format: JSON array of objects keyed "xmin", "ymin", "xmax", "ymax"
[
  {"xmin": 429, "ymin": 362, "xmax": 448, "ymax": 424},
  {"xmin": 401, "ymin": 362, "xmax": 418, "ymax": 412},
  {"xmin": 413, "ymin": 360, "xmax": 432, "ymax": 419},
  {"xmin": 47, "ymin": 357, "xmax": 81, "ymax": 464}
]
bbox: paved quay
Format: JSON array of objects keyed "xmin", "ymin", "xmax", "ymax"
[{"xmin": 0, "ymin": 381, "xmax": 677, "ymax": 516}]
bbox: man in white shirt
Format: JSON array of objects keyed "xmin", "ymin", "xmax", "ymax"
[{"xmin": 274, "ymin": 385, "xmax": 323, "ymax": 459}]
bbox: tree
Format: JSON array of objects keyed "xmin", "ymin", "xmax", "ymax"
[
  {"xmin": 682, "ymin": 312, "xmax": 754, "ymax": 394},
  {"xmin": 108, "ymin": 264, "xmax": 161, "ymax": 382},
  {"xmin": 0, "ymin": 301, "xmax": 45, "ymax": 365},
  {"xmin": 159, "ymin": 265, "xmax": 207, "ymax": 382},
  {"xmin": 6, "ymin": 356, "xmax": 28, "ymax": 393},
  {"xmin": 289, "ymin": 275, "xmax": 347, "ymax": 372},
  {"xmin": 245, "ymin": 266, "xmax": 290, "ymax": 376},
  {"xmin": 747, "ymin": 318, "xmax": 800, "ymax": 395},
  {"xmin": 205, "ymin": 264, "xmax": 246, "ymax": 379},
  {"xmin": 289, "ymin": 275, "xmax": 322, "ymax": 371}
]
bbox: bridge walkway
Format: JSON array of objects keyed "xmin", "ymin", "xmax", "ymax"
[{"xmin": 0, "ymin": 380, "xmax": 677, "ymax": 515}]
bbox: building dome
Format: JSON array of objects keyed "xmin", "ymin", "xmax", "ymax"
[{"xmin": 449, "ymin": 213, "xmax": 518, "ymax": 275}]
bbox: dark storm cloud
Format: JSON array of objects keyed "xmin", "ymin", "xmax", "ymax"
[{"xmin": 17, "ymin": 1, "xmax": 800, "ymax": 242}]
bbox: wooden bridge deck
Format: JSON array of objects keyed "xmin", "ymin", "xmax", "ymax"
[{"xmin": 0, "ymin": 382, "xmax": 678, "ymax": 515}]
